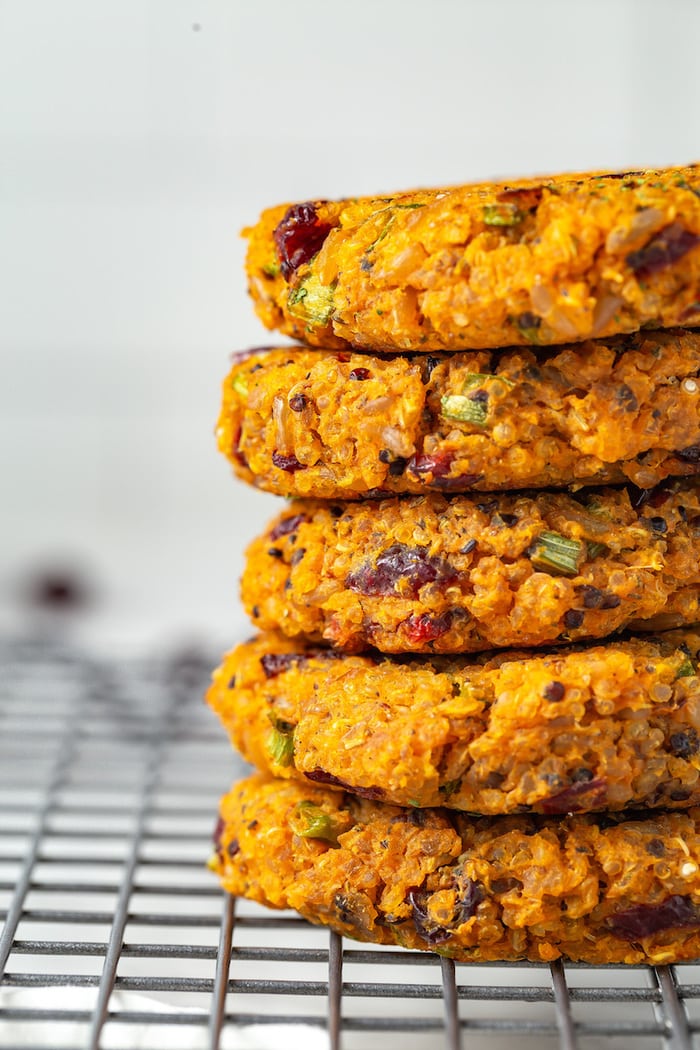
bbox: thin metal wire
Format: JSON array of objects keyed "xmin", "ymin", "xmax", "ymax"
[
  {"xmin": 550, "ymin": 959, "xmax": 577, "ymax": 1050},
  {"xmin": 2, "ymin": 640, "xmax": 700, "ymax": 1050},
  {"xmin": 208, "ymin": 890, "xmax": 234, "ymax": 1049},
  {"xmin": 439, "ymin": 958, "xmax": 461, "ymax": 1050}
]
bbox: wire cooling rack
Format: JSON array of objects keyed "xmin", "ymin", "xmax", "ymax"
[{"xmin": 2, "ymin": 638, "xmax": 700, "ymax": 1050}]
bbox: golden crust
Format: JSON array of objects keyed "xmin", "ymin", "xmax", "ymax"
[
  {"xmin": 217, "ymin": 331, "xmax": 700, "ymax": 499},
  {"xmin": 244, "ymin": 165, "xmax": 700, "ymax": 353},
  {"xmin": 207, "ymin": 630, "xmax": 700, "ymax": 815},
  {"xmin": 241, "ymin": 483, "xmax": 700, "ymax": 654},
  {"xmin": 211, "ymin": 773, "xmax": 700, "ymax": 964}
]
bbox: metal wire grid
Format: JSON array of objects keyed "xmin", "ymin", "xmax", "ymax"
[{"xmin": 1, "ymin": 640, "xmax": 700, "ymax": 1050}]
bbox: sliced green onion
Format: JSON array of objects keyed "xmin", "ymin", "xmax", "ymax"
[
  {"xmin": 295, "ymin": 801, "xmax": 338, "ymax": 843},
  {"xmin": 288, "ymin": 274, "xmax": 335, "ymax": 325},
  {"xmin": 462, "ymin": 372, "xmax": 514, "ymax": 391},
  {"xmin": 483, "ymin": 203, "xmax": 525, "ymax": 226},
  {"xmin": 676, "ymin": 656, "xmax": 696, "ymax": 678},
  {"xmin": 268, "ymin": 726, "xmax": 294, "ymax": 767},
  {"xmin": 441, "ymin": 394, "xmax": 488, "ymax": 426},
  {"xmin": 529, "ymin": 532, "xmax": 584, "ymax": 576},
  {"xmin": 587, "ymin": 541, "xmax": 607, "ymax": 560},
  {"xmin": 232, "ymin": 373, "xmax": 249, "ymax": 398}
]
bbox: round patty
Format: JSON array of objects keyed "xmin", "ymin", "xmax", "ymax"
[
  {"xmin": 211, "ymin": 772, "xmax": 700, "ymax": 964},
  {"xmin": 244, "ymin": 165, "xmax": 700, "ymax": 353},
  {"xmin": 241, "ymin": 482, "xmax": 700, "ymax": 654},
  {"xmin": 207, "ymin": 630, "xmax": 700, "ymax": 816},
  {"xmin": 218, "ymin": 331, "xmax": 700, "ymax": 498}
]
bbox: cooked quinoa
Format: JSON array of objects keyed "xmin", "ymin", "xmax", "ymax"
[
  {"xmin": 218, "ymin": 331, "xmax": 700, "ymax": 498},
  {"xmin": 241, "ymin": 482, "xmax": 700, "ymax": 654},
  {"xmin": 206, "ymin": 630, "xmax": 700, "ymax": 816},
  {"xmin": 244, "ymin": 165, "xmax": 700, "ymax": 353},
  {"xmin": 211, "ymin": 773, "xmax": 700, "ymax": 964}
]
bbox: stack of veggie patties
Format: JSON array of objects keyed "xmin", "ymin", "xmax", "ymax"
[{"xmin": 207, "ymin": 164, "xmax": 700, "ymax": 965}]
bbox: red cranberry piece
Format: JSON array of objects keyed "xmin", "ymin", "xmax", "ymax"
[
  {"xmin": 273, "ymin": 202, "xmax": 332, "ymax": 280},
  {"xmin": 406, "ymin": 887, "xmax": 453, "ymax": 945},
  {"xmin": 212, "ymin": 816, "xmax": 225, "ymax": 850},
  {"xmin": 271, "ymin": 451, "xmax": 305, "ymax": 473},
  {"xmin": 407, "ymin": 452, "xmax": 455, "ymax": 478},
  {"xmin": 260, "ymin": 652, "xmax": 307, "ymax": 679},
  {"xmin": 303, "ymin": 769, "xmax": 384, "ymax": 800},
  {"xmin": 607, "ymin": 895, "xmax": 700, "ymax": 941},
  {"xmin": 349, "ymin": 367, "xmax": 371, "ymax": 381},
  {"xmin": 627, "ymin": 223, "xmax": 700, "ymax": 278},
  {"xmin": 539, "ymin": 776, "xmax": 606, "ymax": 814},
  {"xmin": 269, "ymin": 513, "xmax": 309, "ymax": 541},
  {"xmin": 346, "ymin": 544, "xmax": 458, "ymax": 599},
  {"xmin": 403, "ymin": 611, "xmax": 454, "ymax": 644}
]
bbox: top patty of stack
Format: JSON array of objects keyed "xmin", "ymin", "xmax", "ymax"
[{"xmin": 244, "ymin": 164, "xmax": 700, "ymax": 353}]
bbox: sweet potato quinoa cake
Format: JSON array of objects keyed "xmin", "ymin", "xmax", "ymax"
[
  {"xmin": 211, "ymin": 773, "xmax": 700, "ymax": 965},
  {"xmin": 242, "ymin": 481, "xmax": 700, "ymax": 654},
  {"xmin": 207, "ymin": 630, "xmax": 700, "ymax": 816},
  {"xmin": 219, "ymin": 329, "xmax": 700, "ymax": 499},
  {"xmin": 244, "ymin": 164, "xmax": 700, "ymax": 353}
]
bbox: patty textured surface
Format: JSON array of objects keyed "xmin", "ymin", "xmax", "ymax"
[
  {"xmin": 207, "ymin": 630, "xmax": 700, "ymax": 816},
  {"xmin": 218, "ymin": 331, "xmax": 700, "ymax": 499},
  {"xmin": 242, "ymin": 483, "xmax": 700, "ymax": 654},
  {"xmin": 244, "ymin": 165, "xmax": 700, "ymax": 353},
  {"xmin": 211, "ymin": 773, "xmax": 700, "ymax": 964}
]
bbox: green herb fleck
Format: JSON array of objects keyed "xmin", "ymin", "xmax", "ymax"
[
  {"xmin": 586, "ymin": 542, "xmax": 607, "ymax": 560},
  {"xmin": 483, "ymin": 203, "xmax": 525, "ymax": 227},
  {"xmin": 295, "ymin": 801, "xmax": 339, "ymax": 843},
  {"xmin": 529, "ymin": 532, "xmax": 584, "ymax": 577},
  {"xmin": 462, "ymin": 372, "xmax": 515, "ymax": 390},
  {"xmin": 262, "ymin": 260, "xmax": 280, "ymax": 278},
  {"xmin": 268, "ymin": 726, "xmax": 294, "ymax": 767},
  {"xmin": 288, "ymin": 274, "xmax": 335, "ymax": 326},
  {"xmin": 441, "ymin": 393, "xmax": 488, "ymax": 426},
  {"xmin": 439, "ymin": 779, "xmax": 462, "ymax": 798},
  {"xmin": 232, "ymin": 373, "xmax": 248, "ymax": 398},
  {"xmin": 676, "ymin": 656, "xmax": 696, "ymax": 678}
]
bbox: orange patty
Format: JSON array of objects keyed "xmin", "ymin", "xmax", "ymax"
[{"xmin": 245, "ymin": 164, "xmax": 700, "ymax": 352}]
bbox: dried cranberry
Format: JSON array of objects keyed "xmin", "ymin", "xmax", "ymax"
[
  {"xmin": 431, "ymin": 472, "xmax": 483, "ymax": 492},
  {"xmin": 273, "ymin": 202, "xmax": 332, "ymax": 280},
  {"xmin": 349, "ymin": 367, "xmax": 371, "ymax": 381},
  {"xmin": 388, "ymin": 457, "xmax": 407, "ymax": 476},
  {"xmin": 646, "ymin": 838, "xmax": 666, "ymax": 857},
  {"xmin": 346, "ymin": 544, "xmax": 458, "ymax": 599},
  {"xmin": 407, "ymin": 452, "xmax": 455, "ymax": 478},
  {"xmin": 406, "ymin": 887, "xmax": 452, "ymax": 945},
  {"xmin": 213, "ymin": 816, "xmax": 225, "ymax": 850},
  {"xmin": 677, "ymin": 445, "xmax": 700, "ymax": 464},
  {"xmin": 271, "ymin": 451, "xmax": 305, "ymax": 473},
  {"xmin": 403, "ymin": 611, "xmax": 455, "ymax": 644},
  {"xmin": 452, "ymin": 877, "xmax": 484, "ymax": 926},
  {"xmin": 627, "ymin": 223, "xmax": 699, "ymax": 278},
  {"xmin": 303, "ymin": 768, "xmax": 384, "ymax": 800},
  {"xmin": 563, "ymin": 609, "xmax": 585, "ymax": 630},
  {"xmin": 227, "ymin": 838, "xmax": 240, "ymax": 859},
  {"xmin": 540, "ymin": 777, "xmax": 606, "ymax": 814},
  {"xmin": 260, "ymin": 652, "xmax": 306, "ymax": 679},
  {"xmin": 517, "ymin": 311, "xmax": 541, "ymax": 332},
  {"xmin": 577, "ymin": 585, "xmax": 604, "ymax": 608},
  {"xmin": 289, "ymin": 393, "xmax": 308, "ymax": 412},
  {"xmin": 269, "ymin": 514, "xmax": 309, "ymax": 541},
  {"xmin": 607, "ymin": 895, "xmax": 700, "ymax": 941}
]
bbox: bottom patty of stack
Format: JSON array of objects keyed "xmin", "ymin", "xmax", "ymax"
[{"xmin": 209, "ymin": 772, "xmax": 700, "ymax": 965}]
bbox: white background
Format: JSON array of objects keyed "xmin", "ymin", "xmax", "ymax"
[{"xmin": 3, "ymin": 0, "xmax": 700, "ymax": 651}]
